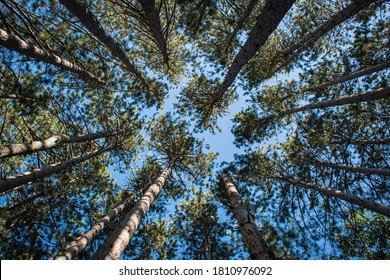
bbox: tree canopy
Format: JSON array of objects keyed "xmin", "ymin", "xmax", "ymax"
[{"xmin": 0, "ymin": 0, "xmax": 389, "ymax": 260}]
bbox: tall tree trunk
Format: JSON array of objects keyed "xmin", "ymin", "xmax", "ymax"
[
  {"xmin": 53, "ymin": 186, "xmax": 146, "ymax": 260},
  {"xmin": 271, "ymin": 0, "xmax": 377, "ymax": 78},
  {"xmin": 269, "ymin": 173, "xmax": 390, "ymax": 218},
  {"xmin": 222, "ymin": 174, "xmax": 276, "ymax": 260},
  {"xmin": 0, "ymin": 130, "xmax": 116, "ymax": 159},
  {"xmin": 305, "ymin": 60, "xmax": 390, "ymax": 92},
  {"xmin": 0, "ymin": 28, "xmax": 105, "ymax": 85},
  {"xmin": 216, "ymin": 0, "xmax": 296, "ymax": 100},
  {"xmin": 261, "ymin": 87, "xmax": 390, "ymax": 123},
  {"xmin": 139, "ymin": 0, "xmax": 169, "ymax": 66},
  {"xmin": 58, "ymin": 0, "xmax": 149, "ymax": 89},
  {"xmin": 0, "ymin": 146, "xmax": 112, "ymax": 195},
  {"xmin": 92, "ymin": 167, "xmax": 172, "ymax": 260},
  {"xmin": 310, "ymin": 160, "xmax": 390, "ymax": 176}
]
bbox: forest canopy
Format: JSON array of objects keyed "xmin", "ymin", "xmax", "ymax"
[{"xmin": 0, "ymin": 0, "xmax": 389, "ymax": 260}]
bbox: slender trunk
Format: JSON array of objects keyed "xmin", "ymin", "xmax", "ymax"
[
  {"xmin": 222, "ymin": 174, "xmax": 276, "ymax": 260},
  {"xmin": 305, "ymin": 60, "xmax": 390, "ymax": 92},
  {"xmin": 58, "ymin": 0, "xmax": 149, "ymax": 89},
  {"xmin": 261, "ymin": 87, "xmax": 390, "ymax": 123},
  {"xmin": 0, "ymin": 130, "xmax": 116, "ymax": 159},
  {"xmin": 310, "ymin": 160, "xmax": 390, "ymax": 176},
  {"xmin": 269, "ymin": 173, "xmax": 390, "ymax": 218},
  {"xmin": 139, "ymin": 0, "xmax": 169, "ymax": 66},
  {"xmin": 0, "ymin": 28, "xmax": 105, "ymax": 85},
  {"xmin": 53, "ymin": 186, "xmax": 146, "ymax": 260},
  {"xmin": 0, "ymin": 146, "xmax": 111, "ymax": 195},
  {"xmin": 271, "ymin": 0, "xmax": 377, "ymax": 78},
  {"xmin": 92, "ymin": 167, "xmax": 172, "ymax": 260},
  {"xmin": 216, "ymin": 0, "xmax": 296, "ymax": 100}
]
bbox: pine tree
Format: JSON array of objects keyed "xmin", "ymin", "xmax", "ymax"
[{"xmin": 1, "ymin": 0, "xmax": 389, "ymax": 260}]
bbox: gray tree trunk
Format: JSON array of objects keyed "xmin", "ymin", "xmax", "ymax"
[
  {"xmin": 270, "ymin": 173, "xmax": 390, "ymax": 218},
  {"xmin": 58, "ymin": 0, "xmax": 149, "ymax": 89},
  {"xmin": 53, "ymin": 187, "xmax": 145, "ymax": 260},
  {"xmin": 0, "ymin": 130, "xmax": 115, "ymax": 159},
  {"xmin": 216, "ymin": 0, "xmax": 296, "ymax": 100},
  {"xmin": 91, "ymin": 167, "xmax": 172, "ymax": 260},
  {"xmin": 222, "ymin": 173, "xmax": 276, "ymax": 260},
  {"xmin": 0, "ymin": 28, "xmax": 105, "ymax": 85},
  {"xmin": 0, "ymin": 146, "xmax": 111, "ymax": 195}
]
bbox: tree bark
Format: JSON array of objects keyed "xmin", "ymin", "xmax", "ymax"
[
  {"xmin": 222, "ymin": 173, "xmax": 276, "ymax": 260},
  {"xmin": 139, "ymin": 0, "xmax": 169, "ymax": 66},
  {"xmin": 261, "ymin": 87, "xmax": 390, "ymax": 123},
  {"xmin": 216, "ymin": 0, "xmax": 296, "ymax": 100},
  {"xmin": 91, "ymin": 167, "xmax": 172, "ymax": 260},
  {"xmin": 53, "ymin": 186, "xmax": 145, "ymax": 260},
  {"xmin": 58, "ymin": 0, "xmax": 149, "ymax": 89},
  {"xmin": 0, "ymin": 130, "xmax": 116, "ymax": 159},
  {"xmin": 0, "ymin": 146, "xmax": 111, "ymax": 195},
  {"xmin": 0, "ymin": 28, "xmax": 105, "ymax": 85},
  {"xmin": 305, "ymin": 60, "xmax": 390, "ymax": 92},
  {"xmin": 269, "ymin": 173, "xmax": 390, "ymax": 218}
]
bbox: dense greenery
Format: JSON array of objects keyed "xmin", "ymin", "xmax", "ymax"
[{"xmin": 0, "ymin": 0, "xmax": 389, "ymax": 260}]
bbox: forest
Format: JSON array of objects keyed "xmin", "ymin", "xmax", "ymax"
[{"xmin": 0, "ymin": 0, "xmax": 389, "ymax": 260}]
